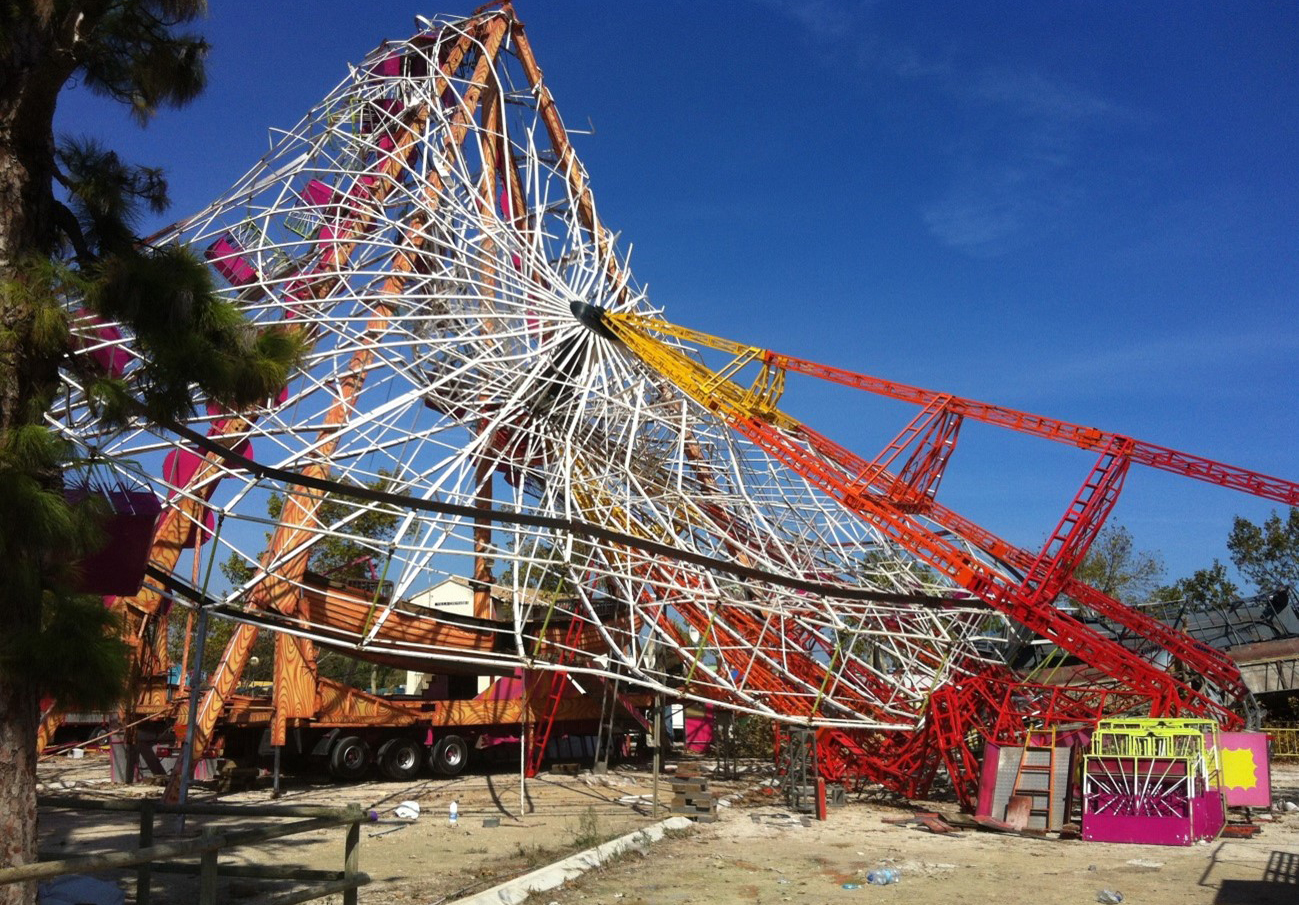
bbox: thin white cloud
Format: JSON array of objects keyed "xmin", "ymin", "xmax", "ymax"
[
  {"xmin": 754, "ymin": 0, "xmax": 878, "ymax": 41},
  {"xmin": 970, "ymin": 68, "xmax": 1118, "ymax": 124},
  {"xmin": 923, "ymin": 69, "xmax": 1118, "ymax": 256},
  {"xmin": 999, "ymin": 329, "xmax": 1299, "ymax": 402},
  {"xmin": 753, "ymin": 1, "xmax": 1124, "ymax": 257}
]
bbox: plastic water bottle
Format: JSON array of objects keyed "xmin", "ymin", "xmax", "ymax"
[
  {"xmin": 1096, "ymin": 892, "xmax": 1123, "ymax": 905},
  {"xmin": 449, "ymin": 800, "xmax": 458, "ymax": 826},
  {"xmin": 866, "ymin": 868, "xmax": 899, "ymax": 885}
]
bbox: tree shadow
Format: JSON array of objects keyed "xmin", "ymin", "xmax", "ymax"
[{"xmin": 1201, "ymin": 843, "xmax": 1299, "ymax": 905}]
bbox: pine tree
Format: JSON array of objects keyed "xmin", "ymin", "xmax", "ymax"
[{"xmin": 0, "ymin": 4, "xmax": 298, "ymax": 898}]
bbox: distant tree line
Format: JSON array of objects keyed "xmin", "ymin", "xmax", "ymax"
[{"xmin": 1074, "ymin": 507, "xmax": 1298, "ymax": 612}]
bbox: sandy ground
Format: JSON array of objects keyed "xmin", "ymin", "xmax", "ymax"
[{"xmin": 32, "ymin": 755, "xmax": 1299, "ymax": 905}]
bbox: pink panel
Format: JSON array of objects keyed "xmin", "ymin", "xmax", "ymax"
[
  {"xmin": 73, "ymin": 310, "xmax": 131, "ymax": 377},
  {"xmin": 68, "ymin": 488, "xmax": 162, "ymax": 596},
  {"xmin": 1192, "ymin": 790, "xmax": 1226, "ymax": 840},
  {"xmin": 976, "ymin": 742, "xmax": 1004, "ymax": 819},
  {"xmin": 301, "ymin": 179, "xmax": 337, "ymax": 208},
  {"xmin": 162, "ymin": 448, "xmax": 203, "ymax": 490},
  {"xmin": 371, "ymin": 53, "xmax": 402, "ymax": 78},
  {"xmin": 1083, "ymin": 812, "xmax": 1194, "ymax": 846},
  {"xmin": 683, "ymin": 705, "xmax": 714, "ymax": 753},
  {"xmin": 1219, "ymin": 732, "xmax": 1272, "ymax": 807},
  {"xmin": 89, "ymin": 324, "xmax": 130, "ymax": 376},
  {"xmin": 204, "ymin": 235, "xmax": 258, "ymax": 287}
]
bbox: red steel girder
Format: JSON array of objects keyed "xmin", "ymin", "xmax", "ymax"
[
  {"xmin": 734, "ymin": 415, "xmax": 1227, "ymax": 722},
  {"xmin": 794, "ymin": 424, "xmax": 1243, "ymax": 724},
  {"xmin": 766, "ymin": 352, "xmax": 1298, "ymax": 506}
]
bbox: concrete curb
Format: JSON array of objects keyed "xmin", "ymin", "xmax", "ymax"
[{"xmin": 446, "ymin": 815, "xmax": 695, "ymax": 905}]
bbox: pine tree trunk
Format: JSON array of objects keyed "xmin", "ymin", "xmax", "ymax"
[
  {"xmin": 0, "ymin": 9, "xmax": 79, "ymax": 904},
  {"xmin": 0, "ymin": 680, "xmax": 38, "ymax": 905}
]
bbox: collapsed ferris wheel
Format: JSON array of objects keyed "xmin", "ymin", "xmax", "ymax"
[{"xmin": 48, "ymin": 5, "xmax": 1298, "ymax": 803}]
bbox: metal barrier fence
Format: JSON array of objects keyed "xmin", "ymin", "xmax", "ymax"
[
  {"xmin": 0, "ymin": 797, "xmax": 369, "ymax": 905},
  {"xmin": 1267, "ymin": 726, "xmax": 1299, "ymax": 761}
]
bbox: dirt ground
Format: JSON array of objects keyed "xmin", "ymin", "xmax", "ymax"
[{"xmin": 32, "ymin": 754, "xmax": 1299, "ymax": 905}]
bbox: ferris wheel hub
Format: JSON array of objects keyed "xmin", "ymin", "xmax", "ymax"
[{"xmin": 570, "ymin": 300, "xmax": 616, "ymax": 340}]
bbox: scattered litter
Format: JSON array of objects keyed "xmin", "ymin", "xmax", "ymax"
[
  {"xmin": 1096, "ymin": 891, "xmax": 1123, "ymax": 904},
  {"xmin": 482, "ymin": 816, "xmax": 500, "ymax": 828},
  {"xmin": 449, "ymin": 800, "xmax": 459, "ymax": 826},
  {"xmin": 394, "ymin": 800, "xmax": 420, "ymax": 821},
  {"xmin": 881, "ymin": 811, "xmax": 960, "ymax": 835},
  {"xmin": 748, "ymin": 812, "xmax": 809, "ymax": 828},
  {"xmin": 1279, "ymin": 800, "xmax": 1299, "ymax": 813},
  {"xmin": 866, "ymin": 868, "xmax": 899, "ymax": 885},
  {"xmin": 1125, "ymin": 859, "xmax": 1163, "ymax": 869},
  {"xmin": 617, "ymin": 794, "xmax": 653, "ymax": 808},
  {"xmin": 842, "ymin": 882, "xmax": 862, "ymax": 890},
  {"xmin": 582, "ymin": 771, "xmax": 632, "ymax": 789}
]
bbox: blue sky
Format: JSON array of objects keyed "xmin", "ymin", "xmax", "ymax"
[{"xmin": 56, "ymin": 1, "xmax": 1297, "ymax": 591}]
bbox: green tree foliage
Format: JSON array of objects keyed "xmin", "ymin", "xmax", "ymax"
[
  {"xmin": 210, "ymin": 478, "xmax": 403, "ymax": 690},
  {"xmin": 1227, "ymin": 507, "xmax": 1299, "ymax": 592},
  {"xmin": 1152, "ymin": 560, "xmax": 1240, "ymax": 613},
  {"xmin": 167, "ymin": 612, "xmax": 274, "ymax": 687},
  {"xmin": 220, "ymin": 478, "xmax": 401, "ymax": 587},
  {"xmin": 496, "ymin": 535, "xmax": 585, "ymax": 596},
  {"xmin": 1, "ymin": 3, "xmax": 301, "ymax": 893},
  {"xmin": 1072, "ymin": 523, "xmax": 1166, "ymax": 604}
]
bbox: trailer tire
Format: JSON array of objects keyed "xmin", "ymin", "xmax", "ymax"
[
  {"xmin": 328, "ymin": 735, "xmax": 372, "ymax": 781},
  {"xmin": 429, "ymin": 734, "xmax": 469, "ymax": 776},
  {"xmin": 378, "ymin": 737, "xmax": 424, "ymax": 782}
]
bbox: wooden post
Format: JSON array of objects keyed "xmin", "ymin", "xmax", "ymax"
[
  {"xmin": 198, "ymin": 829, "xmax": 218, "ymax": 905},
  {"xmin": 651, "ymin": 693, "xmax": 662, "ymax": 816},
  {"xmin": 343, "ymin": 817, "xmax": 360, "ymax": 905},
  {"xmin": 136, "ymin": 799, "xmax": 154, "ymax": 905},
  {"xmin": 272, "ymin": 739, "xmax": 282, "ymax": 798}
]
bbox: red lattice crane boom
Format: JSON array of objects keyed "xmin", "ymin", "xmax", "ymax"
[{"xmin": 604, "ymin": 311, "xmax": 1288, "ymax": 800}]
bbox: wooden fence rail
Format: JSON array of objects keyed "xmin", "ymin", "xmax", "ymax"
[{"xmin": 0, "ymin": 796, "xmax": 369, "ymax": 905}]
